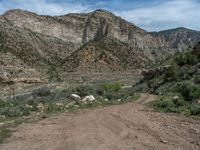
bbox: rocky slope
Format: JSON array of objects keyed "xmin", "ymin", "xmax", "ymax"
[
  {"xmin": 0, "ymin": 9, "xmax": 200, "ymax": 78},
  {"xmin": 60, "ymin": 38, "xmax": 150, "ymax": 72},
  {"xmin": 2, "ymin": 9, "xmax": 155, "ymax": 46},
  {"xmin": 153, "ymin": 27, "xmax": 200, "ymax": 51}
]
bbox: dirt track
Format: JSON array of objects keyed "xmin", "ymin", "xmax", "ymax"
[{"xmin": 1, "ymin": 94, "xmax": 200, "ymax": 150}]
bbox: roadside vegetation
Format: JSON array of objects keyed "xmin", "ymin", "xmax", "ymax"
[
  {"xmin": 152, "ymin": 81, "xmax": 200, "ymax": 116},
  {"xmin": 0, "ymin": 81, "xmax": 140, "ymax": 143},
  {"xmin": 0, "ymin": 128, "xmax": 12, "ymax": 144},
  {"xmin": 135, "ymin": 45, "xmax": 200, "ymax": 117},
  {"xmin": 0, "ymin": 82, "xmax": 139, "ymax": 117}
]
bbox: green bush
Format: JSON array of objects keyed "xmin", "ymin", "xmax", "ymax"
[
  {"xmin": 175, "ymin": 81, "xmax": 200, "ymax": 102},
  {"xmin": 164, "ymin": 62, "xmax": 178, "ymax": 80},
  {"xmin": 0, "ymin": 128, "xmax": 12, "ymax": 144},
  {"xmin": 153, "ymin": 96, "xmax": 186, "ymax": 114},
  {"xmin": 99, "ymin": 82, "xmax": 124, "ymax": 93},
  {"xmin": 193, "ymin": 75, "xmax": 200, "ymax": 84},
  {"xmin": 188, "ymin": 104, "xmax": 200, "ymax": 115},
  {"xmin": 153, "ymin": 98, "xmax": 174, "ymax": 112},
  {"xmin": 96, "ymin": 88, "xmax": 106, "ymax": 96},
  {"xmin": 0, "ymin": 105, "xmax": 30, "ymax": 117},
  {"xmin": 0, "ymin": 100, "xmax": 30, "ymax": 117},
  {"xmin": 152, "ymin": 94, "xmax": 200, "ymax": 116},
  {"xmin": 175, "ymin": 52, "xmax": 198, "ymax": 66},
  {"xmin": 172, "ymin": 97, "xmax": 185, "ymax": 107}
]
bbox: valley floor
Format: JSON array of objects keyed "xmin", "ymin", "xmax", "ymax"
[{"xmin": 1, "ymin": 94, "xmax": 200, "ymax": 150}]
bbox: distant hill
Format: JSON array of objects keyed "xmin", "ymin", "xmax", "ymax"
[{"xmin": 0, "ymin": 9, "xmax": 200, "ymax": 80}]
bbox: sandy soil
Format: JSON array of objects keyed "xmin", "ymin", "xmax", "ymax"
[{"xmin": 1, "ymin": 94, "xmax": 200, "ymax": 150}]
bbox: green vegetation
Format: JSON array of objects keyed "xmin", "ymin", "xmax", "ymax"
[
  {"xmin": 164, "ymin": 62, "xmax": 178, "ymax": 81},
  {"xmin": 0, "ymin": 81, "xmax": 141, "ymax": 144},
  {"xmin": 151, "ymin": 80, "xmax": 200, "ymax": 116},
  {"xmin": 0, "ymin": 82, "xmax": 140, "ymax": 119},
  {"xmin": 134, "ymin": 43, "xmax": 200, "ymax": 116},
  {"xmin": 99, "ymin": 82, "xmax": 124, "ymax": 93},
  {"xmin": 152, "ymin": 95, "xmax": 200, "ymax": 116},
  {"xmin": 175, "ymin": 81, "xmax": 200, "ymax": 102},
  {"xmin": 0, "ymin": 128, "xmax": 12, "ymax": 144},
  {"xmin": 136, "ymin": 44, "xmax": 200, "ymax": 117},
  {"xmin": 0, "ymin": 100, "xmax": 30, "ymax": 118},
  {"xmin": 175, "ymin": 51, "xmax": 198, "ymax": 66}
]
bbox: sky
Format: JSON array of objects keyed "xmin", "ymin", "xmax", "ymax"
[{"xmin": 0, "ymin": 0, "xmax": 200, "ymax": 31}]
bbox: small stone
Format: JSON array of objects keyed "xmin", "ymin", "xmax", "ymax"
[
  {"xmin": 25, "ymin": 104, "xmax": 33, "ymax": 109},
  {"xmin": 56, "ymin": 103, "xmax": 63, "ymax": 106},
  {"xmin": 37, "ymin": 103, "xmax": 45, "ymax": 112},
  {"xmin": 135, "ymin": 135, "xmax": 138, "ymax": 139},
  {"xmin": 117, "ymin": 99, "xmax": 122, "ymax": 102},
  {"xmin": 160, "ymin": 138, "xmax": 168, "ymax": 144},
  {"xmin": 0, "ymin": 122, "xmax": 5, "ymax": 128}
]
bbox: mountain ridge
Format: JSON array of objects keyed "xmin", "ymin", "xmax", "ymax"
[{"xmin": 0, "ymin": 9, "xmax": 200, "ymax": 81}]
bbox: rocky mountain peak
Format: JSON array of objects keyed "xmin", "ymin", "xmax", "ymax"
[
  {"xmin": 91, "ymin": 9, "xmax": 115, "ymax": 16},
  {"xmin": 3, "ymin": 9, "xmax": 38, "ymax": 18},
  {"xmin": 3, "ymin": 9, "xmax": 24, "ymax": 14}
]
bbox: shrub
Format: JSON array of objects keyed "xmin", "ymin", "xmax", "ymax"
[
  {"xmin": 153, "ymin": 96, "xmax": 187, "ymax": 114},
  {"xmin": 96, "ymin": 88, "xmax": 106, "ymax": 96},
  {"xmin": 0, "ymin": 104, "xmax": 30, "ymax": 117},
  {"xmin": 99, "ymin": 82, "xmax": 124, "ymax": 93},
  {"xmin": 189, "ymin": 104, "xmax": 200, "ymax": 115},
  {"xmin": 0, "ymin": 100, "xmax": 30, "ymax": 117},
  {"xmin": 0, "ymin": 128, "xmax": 12, "ymax": 144},
  {"xmin": 193, "ymin": 75, "xmax": 200, "ymax": 84},
  {"xmin": 32, "ymin": 86, "xmax": 51, "ymax": 97},
  {"xmin": 174, "ymin": 99, "xmax": 187, "ymax": 108},
  {"xmin": 164, "ymin": 62, "xmax": 178, "ymax": 80},
  {"xmin": 153, "ymin": 97, "xmax": 174, "ymax": 112},
  {"xmin": 175, "ymin": 52, "xmax": 198, "ymax": 66},
  {"xmin": 71, "ymin": 85, "xmax": 95, "ymax": 97},
  {"xmin": 175, "ymin": 81, "xmax": 200, "ymax": 102}
]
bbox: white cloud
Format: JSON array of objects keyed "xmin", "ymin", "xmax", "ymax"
[
  {"xmin": 0, "ymin": 0, "xmax": 92, "ymax": 15},
  {"xmin": 0, "ymin": 0, "xmax": 200, "ymax": 31},
  {"xmin": 115, "ymin": 0, "xmax": 200, "ymax": 31}
]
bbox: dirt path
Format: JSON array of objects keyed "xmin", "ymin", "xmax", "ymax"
[{"xmin": 1, "ymin": 94, "xmax": 200, "ymax": 150}]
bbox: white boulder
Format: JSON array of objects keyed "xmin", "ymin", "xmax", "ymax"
[
  {"xmin": 172, "ymin": 96, "xmax": 179, "ymax": 100},
  {"xmin": 104, "ymin": 98, "xmax": 109, "ymax": 102},
  {"xmin": 82, "ymin": 95, "xmax": 96, "ymax": 102}
]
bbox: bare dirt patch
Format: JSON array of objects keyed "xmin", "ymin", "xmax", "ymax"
[{"xmin": 1, "ymin": 94, "xmax": 200, "ymax": 150}]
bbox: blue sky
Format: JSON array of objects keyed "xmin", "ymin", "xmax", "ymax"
[{"xmin": 0, "ymin": 0, "xmax": 200, "ymax": 31}]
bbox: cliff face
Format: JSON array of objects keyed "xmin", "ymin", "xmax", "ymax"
[
  {"xmin": 2, "ymin": 9, "xmax": 158, "ymax": 48},
  {"xmin": 0, "ymin": 9, "xmax": 200, "ymax": 76},
  {"xmin": 154, "ymin": 27, "xmax": 200, "ymax": 51}
]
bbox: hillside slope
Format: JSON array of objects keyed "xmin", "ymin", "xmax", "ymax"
[
  {"xmin": 60, "ymin": 38, "xmax": 150, "ymax": 72},
  {"xmin": 2, "ymin": 9, "xmax": 200, "ymax": 59},
  {"xmin": 0, "ymin": 9, "xmax": 200, "ymax": 77}
]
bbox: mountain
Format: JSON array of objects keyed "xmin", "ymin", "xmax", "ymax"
[
  {"xmin": 0, "ymin": 9, "xmax": 200, "ymax": 81},
  {"xmin": 153, "ymin": 27, "xmax": 200, "ymax": 51},
  {"xmin": 59, "ymin": 38, "xmax": 150, "ymax": 73}
]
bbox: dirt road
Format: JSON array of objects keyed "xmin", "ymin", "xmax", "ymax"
[{"xmin": 1, "ymin": 94, "xmax": 200, "ymax": 150}]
